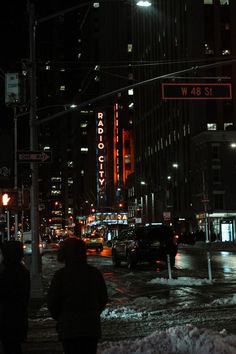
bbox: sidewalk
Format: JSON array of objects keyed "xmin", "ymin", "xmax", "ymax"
[
  {"xmin": 23, "ymin": 299, "xmax": 63, "ymax": 354},
  {"xmin": 179, "ymin": 240, "xmax": 236, "ymax": 252}
]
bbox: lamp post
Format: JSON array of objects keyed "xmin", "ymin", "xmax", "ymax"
[
  {"xmin": 2, "ymin": 193, "xmax": 11, "ymax": 241},
  {"xmin": 27, "ymin": 0, "xmax": 100, "ymax": 297},
  {"xmin": 28, "ymin": 0, "xmax": 42, "ymax": 298},
  {"xmin": 13, "ymin": 105, "xmax": 20, "ymax": 240}
]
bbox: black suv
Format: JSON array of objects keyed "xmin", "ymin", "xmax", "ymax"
[{"xmin": 112, "ymin": 224, "xmax": 178, "ymax": 270}]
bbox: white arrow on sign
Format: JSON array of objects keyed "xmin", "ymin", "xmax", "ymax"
[{"xmin": 17, "ymin": 151, "xmax": 52, "ymax": 163}]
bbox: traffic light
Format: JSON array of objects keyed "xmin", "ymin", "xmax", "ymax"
[
  {"xmin": 2, "ymin": 193, "xmax": 10, "ymax": 206},
  {"xmin": 1, "ymin": 191, "xmax": 18, "ymax": 210}
]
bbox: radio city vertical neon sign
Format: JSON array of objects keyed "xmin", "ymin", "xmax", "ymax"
[
  {"xmin": 97, "ymin": 112, "xmax": 106, "ymax": 198},
  {"xmin": 113, "ymin": 103, "xmax": 120, "ymax": 185}
]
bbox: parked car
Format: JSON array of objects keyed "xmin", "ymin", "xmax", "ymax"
[
  {"xmin": 82, "ymin": 232, "xmax": 104, "ymax": 252},
  {"xmin": 111, "ymin": 224, "xmax": 178, "ymax": 270}
]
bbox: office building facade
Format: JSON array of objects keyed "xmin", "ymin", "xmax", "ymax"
[{"xmin": 130, "ymin": 0, "xmax": 236, "ymax": 241}]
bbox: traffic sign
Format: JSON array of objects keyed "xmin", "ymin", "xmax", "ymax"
[
  {"xmin": 17, "ymin": 151, "xmax": 52, "ymax": 163},
  {"xmin": 161, "ymin": 82, "xmax": 232, "ymax": 100}
]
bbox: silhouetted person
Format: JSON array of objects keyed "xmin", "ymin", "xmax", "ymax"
[
  {"xmin": 47, "ymin": 237, "xmax": 108, "ymax": 354},
  {"xmin": 0, "ymin": 241, "xmax": 30, "ymax": 354}
]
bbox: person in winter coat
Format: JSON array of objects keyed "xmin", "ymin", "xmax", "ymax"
[
  {"xmin": 47, "ymin": 237, "xmax": 108, "ymax": 354},
  {"xmin": 0, "ymin": 241, "xmax": 31, "ymax": 354}
]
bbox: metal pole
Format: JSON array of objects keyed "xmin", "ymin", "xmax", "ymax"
[
  {"xmin": 207, "ymin": 251, "xmax": 213, "ymax": 282},
  {"xmin": 14, "ymin": 106, "xmax": 18, "ymax": 239},
  {"xmin": 28, "ymin": 0, "xmax": 43, "ymax": 298},
  {"xmin": 202, "ymin": 171, "xmax": 209, "ymax": 243},
  {"xmin": 6, "ymin": 210, "xmax": 10, "ymax": 241},
  {"xmin": 167, "ymin": 254, "xmax": 172, "ymax": 280}
]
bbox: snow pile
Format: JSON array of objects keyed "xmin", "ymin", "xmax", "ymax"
[
  {"xmin": 148, "ymin": 276, "xmax": 214, "ymax": 286},
  {"xmin": 98, "ymin": 324, "xmax": 236, "ymax": 354}
]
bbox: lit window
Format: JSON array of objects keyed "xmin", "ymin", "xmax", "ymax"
[
  {"xmin": 207, "ymin": 123, "xmax": 217, "ymax": 131},
  {"xmin": 129, "ymin": 102, "xmax": 134, "ymax": 109},
  {"xmin": 80, "ymin": 123, "xmax": 88, "ymax": 128},
  {"xmin": 81, "ymin": 147, "xmax": 88, "ymax": 152},
  {"xmin": 220, "ymin": 0, "xmax": 229, "ymax": 4},
  {"xmin": 128, "ymin": 44, "xmax": 133, "ymax": 52},
  {"xmin": 222, "ymin": 49, "xmax": 231, "ymax": 55},
  {"xmin": 45, "ymin": 65, "xmax": 50, "ymax": 70},
  {"xmin": 128, "ymin": 89, "xmax": 133, "ymax": 96},
  {"xmin": 81, "ymin": 170, "xmax": 84, "ymax": 176},
  {"xmin": 204, "ymin": 0, "xmax": 213, "ymax": 4},
  {"xmin": 68, "ymin": 161, "xmax": 73, "ymax": 168},
  {"xmin": 68, "ymin": 178, "xmax": 73, "ymax": 185},
  {"xmin": 51, "ymin": 177, "xmax": 61, "ymax": 182},
  {"xmin": 60, "ymin": 85, "xmax": 66, "ymax": 91},
  {"xmin": 43, "ymin": 146, "xmax": 50, "ymax": 151},
  {"xmin": 51, "ymin": 190, "xmax": 61, "ymax": 196},
  {"xmin": 224, "ymin": 123, "xmax": 233, "ymax": 130}
]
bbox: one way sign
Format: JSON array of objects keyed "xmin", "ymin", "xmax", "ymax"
[{"xmin": 17, "ymin": 151, "xmax": 52, "ymax": 163}]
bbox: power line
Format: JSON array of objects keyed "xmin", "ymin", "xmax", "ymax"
[{"xmin": 36, "ymin": 58, "xmax": 236, "ymax": 126}]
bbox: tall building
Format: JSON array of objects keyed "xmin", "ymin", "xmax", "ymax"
[
  {"xmin": 130, "ymin": 0, "xmax": 236, "ymax": 241},
  {"xmin": 0, "ymin": 1, "xmax": 134, "ymax": 236}
]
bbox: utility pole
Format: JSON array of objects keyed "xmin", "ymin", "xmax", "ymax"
[
  {"xmin": 28, "ymin": 0, "xmax": 43, "ymax": 298},
  {"xmin": 202, "ymin": 171, "xmax": 210, "ymax": 243},
  {"xmin": 13, "ymin": 105, "xmax": 18, "ymax": 239},
  {"xmin": 26, "ymin": 0, "xmax": 95, "ymax": 298}
]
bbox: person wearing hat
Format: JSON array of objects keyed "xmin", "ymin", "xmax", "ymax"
[
  {"xmin": 47, "ymin": 237, "xmax": 108, "ymax": 354},
  {"xmin": 0, "ymin": 241, "xmax": 30, "ymax": 354}
]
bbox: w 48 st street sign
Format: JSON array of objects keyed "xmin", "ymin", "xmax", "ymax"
[
  {"xmin": 161, "ymin": 82, "xmax": 232, "ymax": 100},
  {"xmin": 17, "ymin": 151, "xmax": 52, "ymax": 163}
]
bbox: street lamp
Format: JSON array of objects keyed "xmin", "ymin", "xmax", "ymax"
[
  {"xmin": 27, "ymin": 0, "xmax": 98, "ymax": 298},
  {"xmin": 136, "ymin": 1, "xmax": 152, "ymax": 7}
]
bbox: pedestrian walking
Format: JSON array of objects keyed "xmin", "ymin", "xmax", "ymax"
[
  {"xmin": 47, "ymin": 237, "xmax": 108, "ymax": 354},
  {"xmin": 0, "ymin": 241, "xmax": 31, "ymax": 354}
]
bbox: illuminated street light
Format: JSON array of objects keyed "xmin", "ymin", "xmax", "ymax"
[
  {"xmin": 136, "ymin": 0, "xmax": 152, "ymax": 7},
  {"xmin": 172, "ymin": 163, "xmax": 179, "ymax": 168}
]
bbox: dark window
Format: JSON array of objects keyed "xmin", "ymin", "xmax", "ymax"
[{"xmin": 214, "ymin": 194, "xmax": 224, "ymax": 209}]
